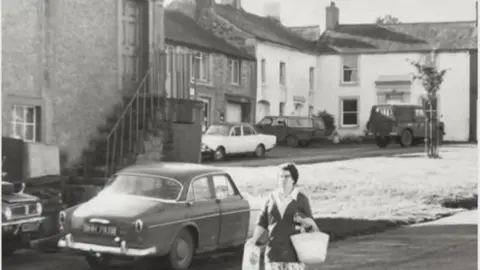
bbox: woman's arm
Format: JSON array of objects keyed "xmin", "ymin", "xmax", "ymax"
[
  {"xmin": 299, "ymin": 193, "xmax": 318, "ymax": 229},
  {"xmin": 251, "ymin": 196, "xmax": 271, "ymax": 245}
]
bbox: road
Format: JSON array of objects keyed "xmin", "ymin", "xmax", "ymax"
[
  {"xmin": 203, "ymin": 143, "xmax": 425, "ymax": 167},
  {"xmin": 3, "ymin": 212, "xmax": 476, "ymax": 270}
]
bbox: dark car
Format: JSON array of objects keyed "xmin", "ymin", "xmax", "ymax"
[
  {"xmin": 2, "ymin": 180, "xmax": 45, "ymax": 256},
  {"xmin": 366, "ymin": 104, "xmax": 445, "ymax": 148},
  {"xmin": 255, "ymin": 116, "xmax": 330, "ymax": 147},
  {"xmin": 57, "ymin": 162, "xmax": 262, "ymax": 270}
]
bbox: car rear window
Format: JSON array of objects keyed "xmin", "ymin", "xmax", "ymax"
[
  {"xmin": 287, "ymin": 118, "xmax": 313, "ymax": 128},
  {"xmin": 103, "ymin": 174, "xmax": 183, "ymax": 201}
]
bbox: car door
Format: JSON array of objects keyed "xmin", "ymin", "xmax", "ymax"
[
  {"xmin": 228, "ymin": 126, "xmax": 243, "ymax": 153},
  {"xmin": 312, "ymin": 118, "xmax": 327, "ymax": 140},
  {"xmin": 272, "ymin": 117, "xmax": 288, "ymax": 142},
  {"xmin": 211, "ymin": 174, "xmax": 250, "ymax": 246},
  {"xmin": 185, "ymin": 176, "xmax": 221, "ymax": 249},
  {"xmin": 413, "ymin": 107, "xmax": 427, "ymax": 137},
  {"xmin": 242, "ymin": 125, "xmax": 258, "ymax": 152}
]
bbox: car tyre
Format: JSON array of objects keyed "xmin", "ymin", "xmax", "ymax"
[
  {"xmin": 254, "ymin": 144, "xmax": 266, "ymax": 158},
  {"xmin": 213, "ymin": 146, "xmax": 226, "ymax": 161},
  {"xmin": 84, "ymin": 253, "xmax": 112, "ymax": 270},
  {"xmin": 166, "ymin": 229, "xmax": 194, "ymax": 270},
  {"xmin": 399, "ymin": 129, "xmax": 413, "ymax": 147},
  {"xmin": 375, "ymin": 136, "xmax": 390, "ymax": 148},
  {"xmin": 286, "ymin": 136, "xmax": 299, "ymax": 147}
]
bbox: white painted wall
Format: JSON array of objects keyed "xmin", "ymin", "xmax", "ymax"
[
  {"xmin": 316, "ymin": 52, "xmax": 471, "ymax": 141},
  {"xmin": 255, "ymin": 42, "xmax": 318, "ymax": 122}
]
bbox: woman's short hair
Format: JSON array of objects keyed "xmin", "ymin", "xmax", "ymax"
[{"xmin": 279, "ymin": 163, "xmax": 299, "ymax": 184}]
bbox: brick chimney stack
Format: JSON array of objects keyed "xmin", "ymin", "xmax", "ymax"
[
  {"xmin": 325, "ymin": 1, "xmax": 339, "ymax": 30},
  {"xmin": 219, "ymin": 0, "xmax": 241, "ymax": 9}
]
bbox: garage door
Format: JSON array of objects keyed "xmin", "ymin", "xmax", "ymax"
[{"xmin": 226, "ymin": 102, "xmax": 242, "ymax": 123}]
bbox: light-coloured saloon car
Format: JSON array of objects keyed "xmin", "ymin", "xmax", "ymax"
[{"xmin": 201, "ymin": 123, "xmax": 276, "ymax": 161}]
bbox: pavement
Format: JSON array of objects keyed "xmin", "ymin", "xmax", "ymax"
[{"xmin": 3, "ymin": 210, "xmax": 476, "ymax": 270}]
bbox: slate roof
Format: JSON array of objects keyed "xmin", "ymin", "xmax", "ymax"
[
  {"xmin": 214, "ymin": 4, "xmax": 316, "ymax": 52},
  {"xmin": 288, "ymin": 25, "xmax": 321, "ymax": 41},
  {"xmin": 316, "ymin": 21, "xmax": 478, "ymax": 54},
  {"xmin": 165, "ymin": 10, "xmax": 255, "ymax": 60}
]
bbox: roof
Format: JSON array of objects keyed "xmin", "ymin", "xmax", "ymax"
[
  {"xmin": 316, "ymin": 21, "xmax": 478, "ymax": 54},
  {"xmin": 164, "ymin": 10, "xmax": 255, "ymax": 60},
  {"xmin": 214, "ymin": 4, "xmax": 316, "ymax": 52},
  {"xmin": 117, "ymin": 162, "xmax": 224, "ymax": 184},
  {"xmin": 288, "ymin": 25, "xmax": 321, "ymax": 41}
]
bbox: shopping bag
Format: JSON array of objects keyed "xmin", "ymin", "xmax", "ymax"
[
  {"xmin": 290, "ymin": 224, "xmax": 329, "ymax": 264},
  {"xmin": 242, "ymin": 239, "xmax": 265, "ymax": 270}
]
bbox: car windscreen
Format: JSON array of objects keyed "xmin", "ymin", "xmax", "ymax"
[
  {"xmin": 102, "ymin": 174, "xmax": 183, "ymax": 201},
  {"xmin": 204, "ymin": 125, "xmax": 229, "ymax": 136}
]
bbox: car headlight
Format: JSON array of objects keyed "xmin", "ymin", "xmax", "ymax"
[
  {"xmin": 4, "ymin": 207, "xmax": 12, "ymax": 221},
  {"xmin": 36, "ymin": 202, "xmax": 43, "ymax": 215},
  {"xmin": 134, "ymin": 219, "xmax": 144, "ymax": 233},
  {"xmin": 59, "ymin": 211, "xmax": 66, "ymax": 225}
]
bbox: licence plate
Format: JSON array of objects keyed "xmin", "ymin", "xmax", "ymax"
[
  {"xmin": 21, "ymin": 223, "xmax": 40, "ymax": 232},
  {"xmin": 83, "ymin": 224, "xmax": 117, "ymax": 236}
]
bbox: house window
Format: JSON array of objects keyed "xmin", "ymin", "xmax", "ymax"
[
  {"xmin": 229, "ymin": 59, "xmax": 241, "ymax": 85},
  {"xmin": 11, "ymin": 105, "xmax": 42, "ymax": 142},
  {"xmin": 279, "ymin": 102, "xmax": 285, "ymax": 116},
  {"xmin": 261, "ymin": 59, "xmax": 266, "ymax": 84},
  {"xmin": 190, "ymin": 52, "xmax": 210, "ymax": 82},
  {"xmin": 309, "ymin": 67, "xmax": 315, "ymax": 90},
  {"xmin": 279, "ymin": 62, "xmax": 286, "ymax": 85},
  {"xmin": 342, "ymin": 55, "xmax": 358, "ymax": 83},
  {"xmin": 340, "ymin": 98, "xmax": 359, "ymax": 127}
]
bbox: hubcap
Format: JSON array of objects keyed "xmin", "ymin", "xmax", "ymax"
[{"xmin": 175, "ymin": 239, "xmax": 189, "ymax": 263}]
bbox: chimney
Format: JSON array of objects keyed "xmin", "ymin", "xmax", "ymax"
[
  {"xmin": 264, "ymin": 1, "xmax": 281, "ymax": 22},
  {"xmin": 219, "ymin": 0, "xmax": 241, "ymax": 9},
  {"xmin": 325, "ymin": 1, "xmax": 339, "ymax": 30}
]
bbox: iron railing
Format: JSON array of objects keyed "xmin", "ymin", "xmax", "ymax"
[{"xmin": 104, "ymin": 50, "xmax": 194, "ymax": 176}]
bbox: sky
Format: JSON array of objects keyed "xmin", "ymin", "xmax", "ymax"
[{"xmin": 164, "ymin": 0, "xmax": 478, "ymax": 27}]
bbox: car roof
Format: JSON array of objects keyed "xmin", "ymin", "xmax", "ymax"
[
  {"xmin": 210, "ymin": 122, "xmax": 253, "ymax": 127},
  {"xmin": 116, "ymin": 162, "xmax": 225, "ymax": 184},
  {"xmin": 264, "ymin": 116, "xmax": 311, "ymax": 119}
]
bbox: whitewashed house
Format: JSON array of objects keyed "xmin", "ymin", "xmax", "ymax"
[
  {"xmin": 214, "ymin": 1, "xmax": 319, "ymax": 122},
  {"xmin": 315, "ymin": 2, "xmax": 478, "ymax": 142}
]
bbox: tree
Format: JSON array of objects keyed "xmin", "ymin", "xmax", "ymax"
[
  {"xmin": 408, "ymin": 51, "xmax": 448, "ymax": 159},
  {"xmin": 376, "ymin": 15, "xmax": 400, "ymax": 24}
]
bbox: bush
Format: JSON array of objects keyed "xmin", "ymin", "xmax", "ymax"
[{"xmin": 315, "ymin": 110, "xmax": 336, "ymax": 131}]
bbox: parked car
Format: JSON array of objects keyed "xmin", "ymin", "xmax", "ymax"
[
  {"xmin": 366, "ymin": 103, "xmax": 445, "ymax": 148},
  {"xmin": 201, "ymin": 123, "xmax": 276, "ymax": 161},
  {"xmin": 255, "ymin": 116, "xmax": 330, "ymax": 147},
  {"xmin": 2, "ymin": 180, "xmax": 45, "ymax": 256},
  {"xmin": 57, "ymin": 162, "xmax": 262, "ymax": 270}
]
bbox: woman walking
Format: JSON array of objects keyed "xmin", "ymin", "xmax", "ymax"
[{"xmin": 249, "ymin": 163, "xmax": 318, "ymax": 270}]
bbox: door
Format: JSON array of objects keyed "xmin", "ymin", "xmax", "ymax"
[
  {"xmin": 242, "ymin": 125, "xmax": 258, "ymax": 152},
  {"xmin": 198, "ymin": 97, "xmax": 211, "ymax": 132},
  {"xmin": 226, "ymin": 102, "xmax": 242, "ymax": 123},
  {"xmin": 227, "ymin": 126, "xmax": 243, "ymax": 153},
  {"xmin": 120, "ymin": 0, "xmax": 144, "ymax": 92},
  {"xmin": 185, "ymin": 176, "xmax": 220, "ymax": 249},
  {"xmin": 257, "ymin": 102, "xmax": 270, "ymax": 123},
  {"xmin": 211, "ymin": 174, "xmax": 250, "ymax": 246}
]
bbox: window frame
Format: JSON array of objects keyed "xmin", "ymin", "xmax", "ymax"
[
  {"xmin": 341, "ymin": 55, "xmax": 359, "ymax": 84},
  {"xmin": 187, "ymin": 176, "xmax": 214, "ymax": 202},
  {"xmin": 339, "ymin": 97, "xmax": 359, "ymax": 128},
  {"xmin": 11, "ymin": 105, "xmax": 41, "ymax": 143},
  {"xmin": 242, "ymin": 125, "xmax": 257, "ymax": 136},
  {"xmin": 279, "ymin": 61, "xmax": 286, "ymax": 86},
  {"xmin": 190, "ymin": 51, "xmax": 211, "ymax": 83},
  {"xmin": 211, "ymin": 174, "xmax": 238, "ymax": 199},
  {"xmin": 229, "ymin": 126, "xmax": 243, "ymax": 136},
  {"xmin": 229, "ymin": 59, "xmax": 241, "ymax": 85}
]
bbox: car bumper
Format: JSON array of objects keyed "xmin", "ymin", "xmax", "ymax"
[
  {"xmin": 2, "ymin": 216, "xmax": 45, "ymax": 227},
  {"xmin": 58, "ymin": 233, "xmax": 157, "ymax": 257}
]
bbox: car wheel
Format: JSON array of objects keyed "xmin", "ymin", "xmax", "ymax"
[
  {"xmin": 167, "ymin": 229, "xmax": 194, "ymax": 270},
  {"xmin": 399, "ymin": 129, "xmax": 413, "ymax": 147},
  {"xmin": 84, "ymin": 253, "xmax": 112, "ymax": 270},
  {"xmin": 213, "ymin": 146, "xmax": 226, "ymax": 161},
  {"xmin": 286, "ymin": 136, "xmax": 299, "ymax": 147},
  {"xmin": 254, "ymin": 144, "xmax": 266, "ymax": 158},
  {"xmin": 375, "ymin": 136, "xmax": 390, "ymax": 148}
]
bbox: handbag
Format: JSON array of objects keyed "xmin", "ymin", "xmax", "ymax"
[
  {"xmin": 290, "ymin": 222, "xmax": 330, "ymax": 264},
  {"xmin": 242, "ymin": 239, "xmax": 266, "ymax": 270}
]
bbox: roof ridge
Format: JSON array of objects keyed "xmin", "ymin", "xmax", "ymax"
[
  {"xmin": 339, "ymin": 20, "xmax": 476, "ymax": 27},
  {"xmin": 287, "ymin": 25, "xmax": 320, "ymax": 29}
]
